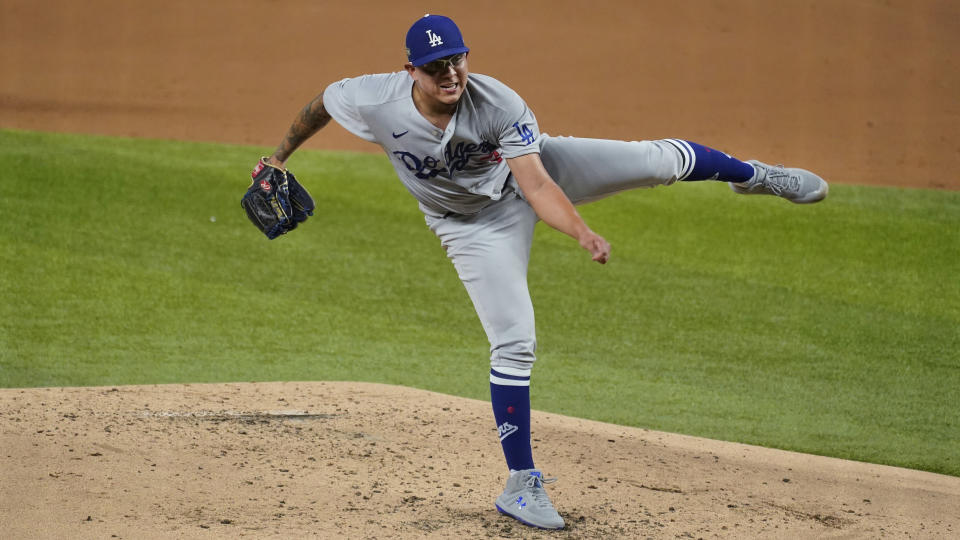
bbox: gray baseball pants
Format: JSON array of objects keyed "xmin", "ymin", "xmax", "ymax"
[{"xmin": 423, "ymin": 135, "xmax": 687, "ymax": 372}]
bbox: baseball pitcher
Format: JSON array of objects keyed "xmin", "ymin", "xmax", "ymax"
[{"xmin": 245, "ymin": 14, "xmax": 828, "ymax": 530}]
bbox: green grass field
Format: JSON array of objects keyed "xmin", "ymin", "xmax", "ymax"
[{"xmin": 1, "ymin": 129, "xmax": 958, "ymax": 476}]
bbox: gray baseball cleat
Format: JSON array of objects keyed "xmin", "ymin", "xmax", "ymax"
[
  {"xmin": 495, "ymin": 469, "xmax": 565, "ymax": 530},
  {"xmin": 730, "ymin": 160, "xmax": 829, "ymax": 203}
]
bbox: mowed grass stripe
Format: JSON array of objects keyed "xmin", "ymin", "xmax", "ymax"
[{"xmin": 1, "ymin": 129, "xmax": 957, "ymax": 476}]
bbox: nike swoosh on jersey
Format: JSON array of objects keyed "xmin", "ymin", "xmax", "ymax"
[{"xmin": 392, "ymin": 130, "xmax": 409, "ymax": 138}]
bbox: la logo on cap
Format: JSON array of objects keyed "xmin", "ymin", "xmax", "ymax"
[{"xmin": 405, "ymin": 14, "xmax": 469, "ymax": 66}]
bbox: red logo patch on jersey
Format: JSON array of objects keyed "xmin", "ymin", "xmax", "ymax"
[
  {"xmin": 260, "ymin": 179, "xmax": 272, "ymax": 191},
  {"xmin": 483, "ymin": 150, "xmax": 503, "ymax": 164}
]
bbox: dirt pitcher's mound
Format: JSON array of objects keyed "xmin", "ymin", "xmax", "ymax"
[{"xmin": 1, "ymin": 382, "xmax": 958, "ymax": 539}]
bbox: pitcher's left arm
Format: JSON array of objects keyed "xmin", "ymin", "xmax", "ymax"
[{"xmin": 507, "ymin": 153, "xmax": 610, "ymax": 264}]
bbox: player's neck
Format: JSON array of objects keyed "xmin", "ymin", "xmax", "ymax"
[{"xmin": 411, "ymin": 84, "xmax": 456, "ymax": 130}]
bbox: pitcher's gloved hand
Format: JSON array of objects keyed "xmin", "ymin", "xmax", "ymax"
[{"xmin": 241, "ymin": 158, "xmax": 314, "ymax": 239}]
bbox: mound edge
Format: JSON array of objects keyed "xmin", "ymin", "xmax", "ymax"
[{"xmin": 1, "ymin": 381, "xmax": 958, "ymax": 539}]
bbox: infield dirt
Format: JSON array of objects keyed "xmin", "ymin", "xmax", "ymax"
[
  {"xmin": 3, "ymin": 382, "xmax": 959, "ymax": 539},
  {"xmin": 1, "ymin": 0, "xmax": 958, "ymax": 190},
  {"xmin": 2, "ymin": 0, "xmax": 959, "ymax": 538}
]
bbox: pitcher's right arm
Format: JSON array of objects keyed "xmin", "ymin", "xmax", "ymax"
[{"xmin": 266, "ymin": 94, "xmax": 332, "ymax": 168}]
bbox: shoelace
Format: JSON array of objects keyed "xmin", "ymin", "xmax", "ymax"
[
  {"xmin": 761, "ymin": 165, "xmax": 800, "ymax": 196},
  {"xmin": 523, "ymin": 474, "xmax": 558, "ymax": 508}
]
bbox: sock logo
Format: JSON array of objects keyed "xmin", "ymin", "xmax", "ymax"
[{"xmin": 497, "ymin": 421, "xmax": 518, "ymax": 441}]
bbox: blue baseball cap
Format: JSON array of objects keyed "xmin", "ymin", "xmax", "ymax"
[{"xmin": 405, "ymin": 14, "xmax": 469, "ymax": 66}]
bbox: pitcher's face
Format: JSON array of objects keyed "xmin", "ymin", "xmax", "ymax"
[{"xmin": 406, "ymin": 53, "xmax": 469, "ymax": 109}]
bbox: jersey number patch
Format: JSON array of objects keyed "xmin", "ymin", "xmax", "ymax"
[{"xmin": 513, "ymin": 122, "xmax": 536, "ymax": 145}]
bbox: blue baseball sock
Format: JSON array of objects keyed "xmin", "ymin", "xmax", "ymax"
[
  {"xmin": 490, "ymin": 367, "xmax": 534, "ymax": 472},
  {"xmin": 663, "ymin": 139, "xmax": 756, "ymax": 183}
]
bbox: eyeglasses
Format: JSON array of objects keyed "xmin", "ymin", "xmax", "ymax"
[{"xmin": 419, "ymin": 53, "xmax": 466, "ymax": 75}]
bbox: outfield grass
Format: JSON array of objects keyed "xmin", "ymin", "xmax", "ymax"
[{"xmin": 1, "ymin": 129, "xmax": 957, "ymax": 476}]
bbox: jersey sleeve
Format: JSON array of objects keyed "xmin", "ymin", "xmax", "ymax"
[
  {"xmin": 322, "ymin": 76, "xmax": 378, "ymax": 143},
  {"xmin": 490, "ymin": 84, "xmax": 542, "ymax": 159}
]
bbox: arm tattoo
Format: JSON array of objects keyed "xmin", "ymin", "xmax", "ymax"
[{"xmin": 273, "ymin": 94, "xmax": 332, "ymax": 162}]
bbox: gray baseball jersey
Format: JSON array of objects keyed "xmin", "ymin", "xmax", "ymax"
[
  {"xmin": 323, "ymin": 69, "xmax": 691, "ymax": 371},
  {"xmin": 323, "ymin": 71, "xmax": 541, "ymax": 215}
]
